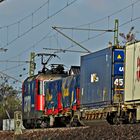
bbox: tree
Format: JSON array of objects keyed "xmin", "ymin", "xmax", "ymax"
[{"xmin": 0, "ymin": 82, "xmax": 21, "ymax": 130}]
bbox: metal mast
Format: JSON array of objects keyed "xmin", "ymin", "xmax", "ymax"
[{"xmin": 114, "ymin": 19, "xmax": 119, "ymax": 46}]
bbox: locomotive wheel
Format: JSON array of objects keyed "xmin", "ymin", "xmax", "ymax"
[
  {"xmin": 23, "ymin": 120, "xmax": 32, "ymax": 129},
  {"xmin": 23, "ymin": 121, "xmax": 30, "ymax": 129},
  {"xmin": 70, "ymin": 116, "xmax": 83, "ymax": 127}
]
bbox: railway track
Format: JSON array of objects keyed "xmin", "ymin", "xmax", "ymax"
[
  {"xmin": 1, "ymin": 123, "xmax": 140, "ymax": 140},
  {"xmin": 82, "ymin": 119, "xmax": 109, "ymax": 126}
]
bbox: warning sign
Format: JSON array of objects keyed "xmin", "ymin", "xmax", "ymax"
[
  {"xmin": 114, "ymin": 50, "xmax": 124, "ymax": 62},
  {"xmin": 117, "ymin": 54, "xmax": 122, "ymax": 59}
]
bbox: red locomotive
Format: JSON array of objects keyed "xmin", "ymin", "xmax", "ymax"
[{"xmin": 22, "ymin": 63, "xmax": 80, "ymax": 128}]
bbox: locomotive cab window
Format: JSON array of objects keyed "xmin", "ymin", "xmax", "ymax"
[
  {"xmin": 31, "ymin": 81, "xmax": 35, "ymax": 94},
  {"xmin": 27, "ymin": 83, "xmax": 30, "ymax": 95},
  {"xmin": 23, "ymin": 82, "xmax": 30, "ymax": 95}
]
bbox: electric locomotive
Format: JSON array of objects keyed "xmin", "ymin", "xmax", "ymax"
[{"xmin": 22, "ymin": 62, "xmax": 80, "ymax": 128}]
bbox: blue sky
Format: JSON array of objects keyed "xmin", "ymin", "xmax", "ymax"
[{"xmin": 0, "ymin": 0, "xmax": 139, "ymax": 89}]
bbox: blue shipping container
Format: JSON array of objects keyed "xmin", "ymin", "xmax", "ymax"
[{"xmin": 80, "ymin": 48, "xmax": 113, "ymax": 107}]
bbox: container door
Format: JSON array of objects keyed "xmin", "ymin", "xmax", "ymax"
[{"xmin": 125, "ymin": 42, "xmax": 140, "ymax": 102}]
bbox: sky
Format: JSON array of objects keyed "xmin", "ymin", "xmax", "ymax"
[{"xmin": 0, "ymin": 0, "xmax": 140, "ymax": 90}]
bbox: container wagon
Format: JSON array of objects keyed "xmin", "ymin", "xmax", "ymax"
[
  {"xmin": 78, "ymin": 42, "xmax": 140, "ymax": 124},
  {"xmin": 79, "ymin": 46, "xmax": 125, "ymax": 124}
]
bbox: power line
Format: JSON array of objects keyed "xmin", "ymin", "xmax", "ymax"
[
  {"xmin": 41, "ymin": 0, "xmax": 140, "ymax": 55},
  {"xmin": 43, "ymin": 47, "xmax": 88, "ymax": 53},
  {"xmin": 60, "ymin": 15, "xmax": 140, "ymax": 53},
  {"xmin": 3, "ymin": 0, "xmax": 138, "ymax": 55},
  {"xmin": 77, "ymin": 0, "xmax": 140, "ymax": 27},
  {"xmin": 6, "ymin": 0, "xmax": 140, "ymax": 58},
  {"xmin": 2, "ymin": 64, "xmax": 25, "ymax": 72},
  {"xmin": 0, "ymin": 0, "xmax": 50, "ymax": 28},
  {"xmin": 1, "ymin": 0, "xmax": 79, "ymax": 49},
  {"xmin": 119, "ymin": 16, "xmax": 140, "ymax": 27},
  {"xmin": 1, "ymin": 0, "xmax": 138, "ymax": 52},
  {"xmin": 7, "ymin": 31, "xmax": 52, "ymax": 61},
  {"xmin": 0, "ymin": 60, "xmax": 30, "ymax": 63},
  {"xmin": 0, "ymin": 70, "xmax": 22, "ymax": 83}
]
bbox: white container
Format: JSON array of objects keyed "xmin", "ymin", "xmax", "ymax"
[{"xmin": 124, "ymin": 42, "xmax": 140, "ymax": 103}]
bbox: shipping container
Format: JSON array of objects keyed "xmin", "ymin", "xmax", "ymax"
[
  {"xmin": 124, "ymin": 42, "xmax": 140, "ymax": 103},
  {"xmin": 80, "ymin": 47, "xmax": 125, "ymax": 108}
]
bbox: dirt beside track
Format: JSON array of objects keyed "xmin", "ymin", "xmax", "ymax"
[{"xmin": 1, "ymin": 124, "xmax": 140, "ymax": 140}]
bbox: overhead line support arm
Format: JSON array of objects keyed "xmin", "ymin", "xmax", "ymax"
[
  {"xmin": 54, "ymin": 26, "xmax": 115, "ymax": 32},
  {"xmin": 52, "ymin": 26, "xmax": 91, "ymax": 53}
]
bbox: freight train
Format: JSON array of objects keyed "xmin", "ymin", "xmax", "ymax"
[{"xmin": 22, "ymin": 41, "xmax": 140, "ymax": 128}]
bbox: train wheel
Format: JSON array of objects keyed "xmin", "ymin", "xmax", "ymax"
[
  {"xmin": 128, "ymin": 112, "xmax": 136, "ymax": 124},
  {"xmin": 40, "ymin": 121, "xmax": 49, "ymax": 128},
  {"xmin": 107, "ymin": 112, "xmax": 120, "ymax": 125},
  {"xmin": 70, "ymin": 116, "xmax": 83, "ymax": 127},
  {"xmin": 23, "ymin": 120, "xmax": 31, "ymax": 129},
  {"xmin": 112, "ymin": 114, "xmax": 120, "ymax": 125}
]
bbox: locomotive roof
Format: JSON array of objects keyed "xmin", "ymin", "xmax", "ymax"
[{"xmin": 23, "ymin": 72, "xmax": 67, "ymax": 83}]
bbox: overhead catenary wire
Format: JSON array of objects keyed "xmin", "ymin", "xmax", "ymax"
[
  {"xmin": 0, "ymin": 0, "xmax": 50, "ymax": 28},
  {"xmin": 0, "ymin": 31, "xmax": 56, "ymax": 78},
  {"xmin": 77, "ymin": 0, "xmax": 140, "ymax": 28},
  {"xmin": 1, "ymin": 0, "xmax": 79, "ymax": 49},
  {"xmin": 42, "ymin": 0, "xmax": 140, "ymax": 54},
  {"xmin": 0, "ymin": 60, "xmax": 30, "ymax": 63},
  {"xmin": 43, "ymin": 48, "xmax": 88, "ymax": 53},
  {"xmin": 52, "ymin": 0, "xmax": 140, "ymax": 53},
  {"xmin": 1, "ymin": 64, "xmax": 26, "ymax": 72},
  {"xmin": 4, "ymin": 0, "xmax": 140, "ymax": 61},
  {"xmin": 0, "ymin": 0, "xmax": 138, "ymax": 53},
  {"xmin": 6, "ymin": 31, "xmax": 52, "ymax": 60},
  {"xmin": 62, "ymin": 15, "xmax": 140, "ymax": 53},
  {"xmin": 3, "ymin": 0, "xmax": 139, "ymax": 59},
  {"xmin": 0, "ymin": 70, "xmax": 22, "ymax": 83},
  {"xmin": 61, "ymin": 16, "xmax": 140, "ymax": 52},
  {"xmin": 119, "ymin": 15, "xmax": 140, "ymax": 27}
]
